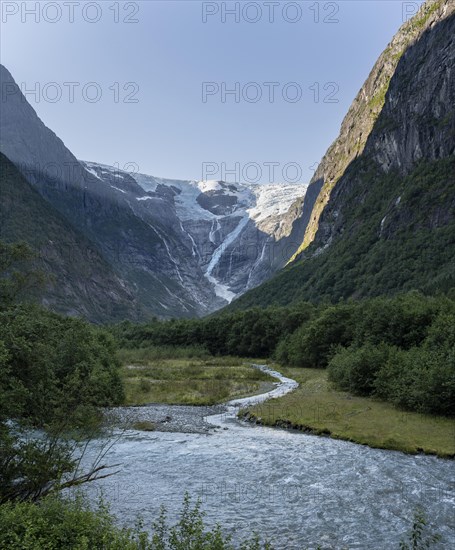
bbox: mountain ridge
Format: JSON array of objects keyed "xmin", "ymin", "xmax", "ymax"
[
  {"xmin": 227, "ymin": 0, "xmax": 455, "ymax": 310},
  {"xmin": 0, "ymin": 63, "xmax": 308, "ymax": 321},
  {"xmin": 287, "ymin": 0, "xmax": 454, "ymax": 263}
]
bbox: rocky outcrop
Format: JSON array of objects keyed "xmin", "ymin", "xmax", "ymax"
[{"xmin": 289, "ymin": 0, "xmax": 454, "ymax": 262}]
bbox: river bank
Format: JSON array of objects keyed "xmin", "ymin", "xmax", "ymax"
[
  {"xmin": 81, "ymin": 363, "xmax": 454, "ymax": 549},
  {"xmin": 238, "ymin": 366, "xmax": 455, "ymax": 459},
  {"xmin": 114, "ymin": 361, "xmax": 454, "ymax": 458}
]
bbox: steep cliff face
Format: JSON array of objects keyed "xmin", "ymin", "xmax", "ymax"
[
  {"xmin": 288, "ymin": 0, "xmax": 454, "ymax": 262},
  {"xmin": 228, "ymin": 1, "xmax": 455, "ymax": 310},
  {"xmin": 0, "ymin": 63, "xmax": 308, "ymax": 320},
  {"xmin": 312, "ymin": 2, "xmax": 455, "ymax": 258},
  {"xmin": 0, "ymin": 154, "xmax": 140, "ymax": 322}
]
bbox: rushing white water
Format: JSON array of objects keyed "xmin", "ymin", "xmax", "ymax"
[
  {"xmin": 206, "ymin": 216, "xmax": 249, "ymax": 278},
  {"xmin": 205, "ymin": 215, "xmax": 250, "ymax": 302},
  {"xmin": 79, "ymin": 367, "xmax": 454, "ymax": 550},
  {"xmin": 207, "ymin": 364, "xmax": 299, "ymax": 427}
]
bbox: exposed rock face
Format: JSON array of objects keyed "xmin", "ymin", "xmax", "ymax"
[
  {"xmin": 0, "ymin": 64, "xmax": 308, "ymax": 320},
  {"xmin": 0, "ymin": 64, "xmax": 222, "ymax": 320},
  {"xmin": 313, "ymin": 1, "xmax": 455, "ymax": 257},
  {"xmin": 227, "ymin": 0, "xmax": 455, "ymax": 310},
  {"xmin": 289, "ymin": 0, "xmax": 454, "ymax": 262},
  {"xmin": 0, "ymin": 153, "xmax": 139, "ymax": 322},
  {"xmin": 84, "ymin": 164, "xmax": 307, "ymax": 303}
]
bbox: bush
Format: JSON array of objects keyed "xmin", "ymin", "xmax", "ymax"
[
  {"xmin": 374, "ymin": 347, "xmax": 455, "ymax": 416},
  {"xmin": 328, "ymin": 344, "xmax": 394, "ymax": 396},
  {"xmin": 0, "ymin": 494, "xmax": 274, "ymax": 550},
  {"xmin": 281, "ymin": 304, "xmax": 355, "ymax": 368},
  {"xmin": 0, "ymin": 495, "xmax": 138, "ymax": 549},
  {"xmin": 0, "ymin": 304, "xmax": 124, "ymax": 427}
]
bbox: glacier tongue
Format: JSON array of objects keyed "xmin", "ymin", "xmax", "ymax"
[
  {"xmin": 205, "ymin": 215, "xmax": 250, "ymax": 302},
  {"xmin": 79, "ymin": 161, "xmax": 308, "ymax": 310},
  {"xmin": 206, "ymin": 274, "xmax": 237, "ymax": 303}
]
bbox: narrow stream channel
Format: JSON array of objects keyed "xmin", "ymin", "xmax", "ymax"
[{"xmin": 80, "ymin": 366, "xmax": 454, "ymax": 549}]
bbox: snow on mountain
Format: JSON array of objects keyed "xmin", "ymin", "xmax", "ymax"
[
  {"xmin": 81, "ymin": 161, "xmax": 308, "ymax": 305},
  {"xmin": 248, "ymin": 184, "xmax": 308, "ymax": 226}
]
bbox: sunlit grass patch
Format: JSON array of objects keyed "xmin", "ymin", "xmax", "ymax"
[{"xmin": 241, "ymin": 366, "xmax": 455, "ymax": 458}]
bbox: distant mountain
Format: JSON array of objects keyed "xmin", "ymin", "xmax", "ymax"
[
  {"xmin": 81, "ymin": 161, "xmax": 307, "ymax": 302},
  {"xmin": 0, "ymin": 153, "xmax": 139, "ymax": 322},
  {"xmin": 228, "ymin": 0, "xmax": 455, "ymax": 310},
  {"xmin": 0, "ymin": 64, "xmax": 307, "ymax": 321}
]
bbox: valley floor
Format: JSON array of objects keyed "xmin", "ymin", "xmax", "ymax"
[
  {"xmin": 239, "ymin": 366, "xmax": 455, "ymax": 459},
  {"xmin": 120, "ymin": 356, "xmax": 277, "ymax": 406},
  {"xmin": 116, "ymin": 353, "xmax": 454, "ymax": 458}
]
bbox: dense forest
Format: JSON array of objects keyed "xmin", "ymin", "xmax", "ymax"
[{"xmin": 113, "ymin": 292, "xmax": 455, "ymax": 417}]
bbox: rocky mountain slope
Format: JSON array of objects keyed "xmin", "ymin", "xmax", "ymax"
[
  {"xmin": 228, "ymin": 0, "xmax": 455, "ymax": 310},
  {"xmin": 82, "ymin": 161, "xmax": 307, "ymax": 302},
  {"xmin": 0, "ymin": 153, "xmax": 139, "ymax": 321},
  {"xmin": 0, "ymin": 64, "xmax": 307, "ymax": 321},
  {"xmin": 287, "ymin": 0, "xmax": 455, "ymax": 263}
]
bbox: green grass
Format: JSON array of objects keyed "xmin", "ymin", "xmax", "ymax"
[
  {"xmin": 119, "ymin": 351, "xmax": 276, "ymax": 406},
  {"xmin": 240, "ymin": 366, "xmax": 455, "ymax": 458},
  {"xmin": 116, "ymin": 345, "xmax": 211, "ymax": 364}
]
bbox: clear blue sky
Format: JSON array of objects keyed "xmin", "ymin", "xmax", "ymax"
[{"xmin": 1, "ymin": 0, "xmax": 425, "ymax": 183}]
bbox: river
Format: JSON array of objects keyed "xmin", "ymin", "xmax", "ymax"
[{"xmin": 79, "ymin": 366, "xmax": 455, "ymax": 549}]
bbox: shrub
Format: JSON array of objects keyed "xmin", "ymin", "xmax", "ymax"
[
  {"xmin": 0, "ymin": 494, "xmax": 274, "ymax": 549},
  {"xmin": 328, "ymin": 343, "xmax": 394, "ymax": 396}
]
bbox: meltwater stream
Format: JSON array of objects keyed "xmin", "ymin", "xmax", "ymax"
[{"xmin": 80, "ymin": 366, "xmax": 454, "ymax": 549}]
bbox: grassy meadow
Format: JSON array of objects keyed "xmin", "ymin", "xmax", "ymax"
[
  {"xmin": 118, "ymin": 347, "xmax": 276, "ymax": 406},
  {"xmin": 240, "ymin": 366, "xmax": 455, "ymax": 458}
]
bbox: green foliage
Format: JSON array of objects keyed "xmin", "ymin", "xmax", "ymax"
[
  {"xmin": 0, "ymin": 241, "xmax": 42, "ymax": 309},
  {"xmin": 110, "ymin": 304, "xmax": 315, "ymax": 359},
  {"xmin": 0, "ymin": 493, "xmax": 274, "ymax": 549},
  {"xmin": 0, "ymin": 495, "xmax": 137, "ymax": 549},
  {"xmin": 0, "ymin": 304, "xmax": 125, "ymax": 502},
  {"xmin": 328, "ymin": 343, "xmax": 394, "ymax": 396},
  {"xmin": 399, "ymin": 508, "xmax": 442, "ymax": 549},
  {"xmin": 277, "ymin": 293, "xmax": 450, "ymax": 369},
  {"xmin": 228, "ymin": 158, "xmax": 455, "ymax": 310},
  {"xmin": 0, "ymin": 431, "xmax": 76, "ymax": 504},
  {"xmin": 322, "ymin": 297, "xmax": 455, "ymax": 416},
  {"xmin": 0, "ymin": 241, "xmax": 126, "ymax": 504},
  {"xmin": 278, "ymin": 303, "xmax": 355, "ymax": 368},
  {"xmin": 0, "ymin": 304, "xmax": 124, "ymax": 427},
  {"xmin": 0, "ymin": 493, "xmax": 442, "ymax": 549},
  {"xmin": 113, "ymin": 293, "xmax": 454, "ymax": 416},
  {"xmin": 374, "ymin": 346, "xmax": 455, "ymax": 416},
  {"xmin": 0, "ymin": 303, "xmax": 125, "ymax": 503},
  {"xmin": 117, "ymin": 345, "xmax": 211, "ymax": 365}
]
